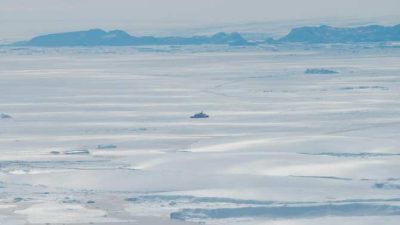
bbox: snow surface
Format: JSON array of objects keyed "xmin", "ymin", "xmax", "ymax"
[{"xmin": 0, "ymin": 44, "xmax": 399, "ymax": 224}]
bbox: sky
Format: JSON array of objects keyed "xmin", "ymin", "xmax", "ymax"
[{"xmin": 1, "ymin": 0, "xmax": 400, "ymax": 42}]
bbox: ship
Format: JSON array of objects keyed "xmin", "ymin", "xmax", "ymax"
[{"xmin": 190, "ymin": 111, "xmax": 209, "ymax": 119}]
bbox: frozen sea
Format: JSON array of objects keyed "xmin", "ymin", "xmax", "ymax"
[{"xmin": 0, "ymin": 44, "xmax": 400, "ymax": 225}]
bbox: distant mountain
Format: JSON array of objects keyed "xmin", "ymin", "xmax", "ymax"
[
  {"xmin": 17, "ymin": 24, "xmax": 400, "ymax": 47},
  {"xmin": 277, "ymin": 24, "xmax": 400, "ymax": 43},
  {"xmin": 22, "ymin": 29, "xmax": 252, "ymax": 46}
]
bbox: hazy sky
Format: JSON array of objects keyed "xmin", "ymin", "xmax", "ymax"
[{"xmin": 1, "ymin": 0, "xmax": 400, "ymax": 41}]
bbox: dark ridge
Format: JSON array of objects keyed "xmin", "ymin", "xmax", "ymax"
[
  {"xmin": 16, "ymin": 24, "xmax": 400, "ymax": 47},
  {"xmin": 22, "ymin": 29, "xmax": 252, "ymax": 47},
  {"xmin": 276, "ymin": 24, "xmax": 400, "ymax": 43}
]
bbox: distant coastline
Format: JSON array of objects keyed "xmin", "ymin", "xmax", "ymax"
[{"xmin": 11, "ymin": 24, "xmax": 400, "ymax": 47}]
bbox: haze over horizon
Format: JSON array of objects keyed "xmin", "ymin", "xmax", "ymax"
[{"xmin": 1, "ymin": 0, "xmax": 400, "ymax": 42}]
